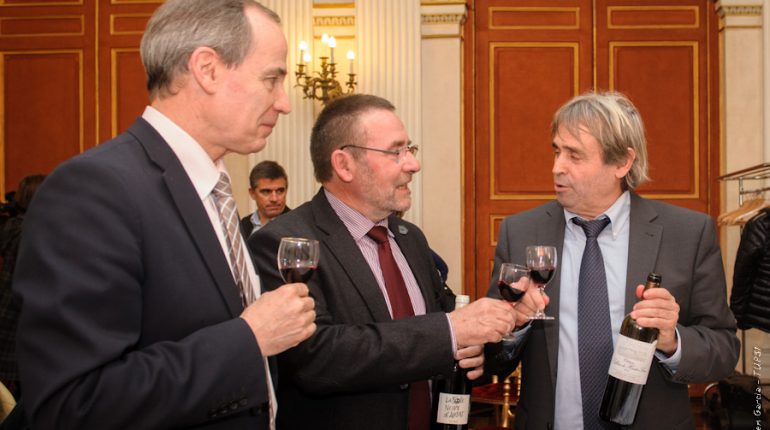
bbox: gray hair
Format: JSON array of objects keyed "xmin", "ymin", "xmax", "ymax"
[
  {"xmin": 310, "ymin": 94, "xmax": 396, "ymax": 183},
  {"xmin": 551, "ymin": 91, "xmax": 649, "ymax": 189},
  {"xmin": 140, "ymin": 0, "xmax": 280, "ymax": 99}
]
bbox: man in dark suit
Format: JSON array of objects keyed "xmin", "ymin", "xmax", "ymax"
[
  {"xmin": 250, "ymin": 94, "xmax": 518, "ymax": 430},
  {"xmin": 240, "ymin": 160, "xmax": 291, "ymax": 238},
  {"xmin": 487, "ymin": 92, "xmax": 740, "ymax": 429},
  {"xmin": 13, "ymin": 1, "xmax": 316, "ymax": 428}
]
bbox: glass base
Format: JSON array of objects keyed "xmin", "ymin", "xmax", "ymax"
[{"xmin": 528, "ymin": 312, "xmax": 555, "ymax": 321}]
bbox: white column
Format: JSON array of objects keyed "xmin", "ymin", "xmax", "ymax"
[
  {"xmin": 356, "ymin": 0, "xmax": 423, "ymax": 225},
  {"xmin": 420, "ymin": 2, "xmax": 466, "ymax": 292},
  {"xmin": 226, "ymin": 0, "xmax": 317, "ymax": 216},
  {"xmin": 715, "ymin": 0, "xmax": 765, "ymax": 372},
  {"xmin": 717, "ymin": 0, "xmax": 765, "ymax": 276}
]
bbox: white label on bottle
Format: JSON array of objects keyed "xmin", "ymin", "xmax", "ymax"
[
  {"xmin": 436, "ymin": 392, "xmax": 470, "ymax": 425},
  {"xmin": 607, "ymin": 334, "xmax": 657, "ymax": 385}
]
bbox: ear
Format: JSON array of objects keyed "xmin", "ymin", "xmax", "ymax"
[
  {"xmin": 331, "ymin": 149, "xmax": 355, "ymax": 183},
  {"xmin": 615, "ymin": 147, "xmax": 636, "ymax": 179},
  {"xmin": 188, "ymin": 46, "xmax": 220, "ymax": 95}
]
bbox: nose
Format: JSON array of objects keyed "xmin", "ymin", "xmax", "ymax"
[
  {"xmin": 552, "ymin": 153, "xmax": 564, "ymax": 175},
  {"xmin": 274, "ymin": 85, "xmax": 291, "ymax": 114},
  {"xmin": 402, "ymin": 150, "xmax": 421, "ymax": 173}
]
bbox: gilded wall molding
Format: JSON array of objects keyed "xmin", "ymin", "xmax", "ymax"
[
  {"xmin": 421, "ymin": 0, "xmax": 465, "ymax": 5},
  {"xmin": 715, "ymin": 1, "xmax": 764, "ymax": 28},
  {"xmin": 420, "ymin": 3, "xmax": 466, "ymax": 38},
  {"xmin": 717, "ymin": 5, "xmax": 763, "ymax": 17},
  {"xmin": 313, "ymin": 15, "xmax": 355, "ymax": 27},
  {"xmin": 422, "ymin": 13, "xmax": 465, "ymax": 25}
]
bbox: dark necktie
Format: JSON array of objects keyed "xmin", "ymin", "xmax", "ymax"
[
  {"xmin": 572, "ymin": 217, "xmax": 615, "ymax": 430},
  {"xmin": 367, "ymin": 226, "xmax": 430, "ymax": 430}
]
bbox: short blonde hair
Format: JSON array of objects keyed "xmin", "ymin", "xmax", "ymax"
[{"xmin": 551, "ymin": 91, "xmax": 649, "ymax": 189}]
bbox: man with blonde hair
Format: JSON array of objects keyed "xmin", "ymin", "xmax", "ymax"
[{"xmin": 488, "ymin": 92, "xmax": 739, "ymax": 429}]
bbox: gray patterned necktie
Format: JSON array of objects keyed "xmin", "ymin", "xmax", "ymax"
[
  {"xmin": 211, "ymin": 173, "xmax": 257, "ymax": 307},
  {"xmin": 572, "ymin": 216, "xmax": 616, "ymax": 430},
  {"xmin": 211, "ymin": 172, "xmax": 275, "ymax": 429}
]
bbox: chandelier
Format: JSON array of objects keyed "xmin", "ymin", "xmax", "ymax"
[{"xmin": 295, "ymin": 34, "xmax": 357, "ymax": 105}]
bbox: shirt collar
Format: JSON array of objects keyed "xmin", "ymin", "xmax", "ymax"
[
  {"xmin": 141, "ymin": 106, "xmax": 227, "ymax": 200},
  {"xmin": 564, "ymin": 190, "xmax": 630, "ymax": 239},
  {"xmin": 324, "ymin": 188, "xmax": 389, "ymax": 241}
]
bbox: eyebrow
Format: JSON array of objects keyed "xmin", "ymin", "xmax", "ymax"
[
  {"xmin": 388, "ymin": 139, "xmax": 412, "ymax": 150},
  {"xmin": 271, "ymin": 67, "xmax": 287, "ymax": 77}
]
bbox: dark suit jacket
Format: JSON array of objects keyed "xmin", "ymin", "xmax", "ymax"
[
  {"xmin": 249, "ymin": 189, "xmax": 454, "ymax": 430},
  {"xmin": 486, "ymin": 193, "xmax": 740, "ymax": 430},
  {"xmin": 240, "ymin": 206, "xmax": 291, "ymax": 239},
  {"xmin": 14, "ymin": 118, "xmax": 272, "ymax": 429}
]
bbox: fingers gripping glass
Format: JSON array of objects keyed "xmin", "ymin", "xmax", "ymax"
[
  {"xmin": 277, "ymin": 237, "xmax": 320, "ymax": 284},
  {"xmin": 497, "ymin": 263, "xmax": 530, "ymax": 340},
  {"xmin": 526, "ymin": 245, "xmax": 558, "ymax": 321},
  {"xmin": 340, "ymin": 144, "xmax": 419, "ymax": 163}
]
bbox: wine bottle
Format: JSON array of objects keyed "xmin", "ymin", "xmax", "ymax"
[
  {"xmin": 599, "ymin": 272, "xmax": 662, "ymax": 425},
  {"xmin": 435, "ymin": 295, "xmax": 472, "ymax": 430}
]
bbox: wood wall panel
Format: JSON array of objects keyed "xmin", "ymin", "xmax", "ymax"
[
  {"xmin": 464, "ymin": 0, "xmax": 720, "ymax": 298},
  {"xmin": 491, "ymin": 43, "xmax": 578, "ymax": 197},
  {"xmin": 98, "ymin": 2, "xmax": 158, "ymax": 143},
  {"xmin": 612, "ymin": 43, "xmax": 697, "ymax": 194},
  {"xmin": 466, "ymin": 0, "xmax": 593, "ymax": 298},
  {"xmin": 0, "ymin": 15, "xmax": 84, "ymax": 37},
  {"xmin": 111, "ymin": 48, "xmax": 147, "ymax": 137},
  {"xmin": 0, "ymin": 0, "xmax": 95, "ymax": 195},
  {"xmin": 2, "ymin": 51, "xmax": 82, "ymax": 186}
]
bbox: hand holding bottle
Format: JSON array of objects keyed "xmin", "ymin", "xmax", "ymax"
[
  {"xmin": 629, "ymin": 284, "xmax": 680, "ymax": 355},
  {"xmin": 455, "ymin": 344, "xmax": 484, "ymax": 380}
]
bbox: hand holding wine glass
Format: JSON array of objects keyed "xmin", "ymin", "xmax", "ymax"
[
  {"xmin": 277, "ymin": 237, "xmax": 320, "ymax": 283},
  {"xmin": 497, "ymin": 263, "xmax": 530, "ymax": 340},
  {"xmin": 526, "ymin": 245, "xmax": 557, "ymax": 320}
]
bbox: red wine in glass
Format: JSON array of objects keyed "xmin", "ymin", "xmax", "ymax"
[
  {"xmin": 526, "ymin": 245, "xmax": 558, "ymax": 320},
  {"xmin": 529, "ymin": 267, "xmax": 555, "ymax": 285},
  {"xmin": 497, "ymin": 263, "xmax": 530, "ymax": 340},
  {"xmin": 498, "ymin": 280, "xmax": 525, "ymax": 302},
  {"xmin": 280, "ymin": 265, "xmax": 317, "ymax": 283},
  {"xmin": 277, "ymin": 237, "xmax": 320, "ymax": 283}
]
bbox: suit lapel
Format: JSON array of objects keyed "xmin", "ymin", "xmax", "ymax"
[
  {"xmin": 625, "ymin": 193, "xmax": 663, "ymax": 313},
  {"xmin": 311, "ymin": 191, "xmax": 393, "ymax": 321},
  {"xmin": 539, "ymin": 201, "xmax": 566, "ymax": 390},
  {"xmin": 127, "ymin": 118, "xmax": 243, "ymax": 317}
]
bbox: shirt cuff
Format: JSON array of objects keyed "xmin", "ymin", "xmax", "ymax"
[
  {"xmin": 446, "ymin": 313, "xmax": 458, "ymax": 357},
  {"xmin": 654, "ymin": 327, "xmax": 682, "ymax": 373}
]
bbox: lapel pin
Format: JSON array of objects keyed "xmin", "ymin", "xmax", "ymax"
[{"xmin": 398, "ymin": 225, "xmax": 408, "ymax": 235}]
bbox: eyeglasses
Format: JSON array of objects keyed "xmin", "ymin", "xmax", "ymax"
[{"xmin": 340, "ymin": 144, "xmax": 419, "ymax": 163}]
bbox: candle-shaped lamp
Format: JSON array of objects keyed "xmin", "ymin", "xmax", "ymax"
[
  {"xmin": 302, "ymin": 52, "xmax": 311, "ymax": 65},
  {"xmin": 328, "ymin": 36, "xmax": 336, "ymax": 63},
  {"xmin": 298, "ymin": 40, "xmax": 308, "ymax": 65},
  {"xmin": 347, "ymin": 50, "xmax": 355, "ymax": 74}
]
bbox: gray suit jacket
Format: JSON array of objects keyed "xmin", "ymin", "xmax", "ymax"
[
  {"xmin": 486, "ymin": 193, "xmax": 739, "ymax": 430},
  {"xmin": 15, "ymin": 118, "xmax": 271, "ymax": 429},
  {"xmin": 249, "ymin": 189, "xmax": 454, "ymax": 430}
]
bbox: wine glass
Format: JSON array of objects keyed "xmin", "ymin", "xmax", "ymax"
[
  {"xmin": 526, "ymin": 245, "xmax": 557, "ymax": 320},
  {"xmin": 277, "ymin": 237, "xmax": 320, "ymax": 283},
  {"xmin": 497, "ymin": 263, "xmax": 530, "ymax": 340}
]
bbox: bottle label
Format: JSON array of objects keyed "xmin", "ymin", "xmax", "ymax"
[
  {"xmin": 436, "ymin": 392, "xmax": 470, "ymax": 424},
  {"xmin": 607, "ymin": 334, "xmax": 657, "ymax": 385}
]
